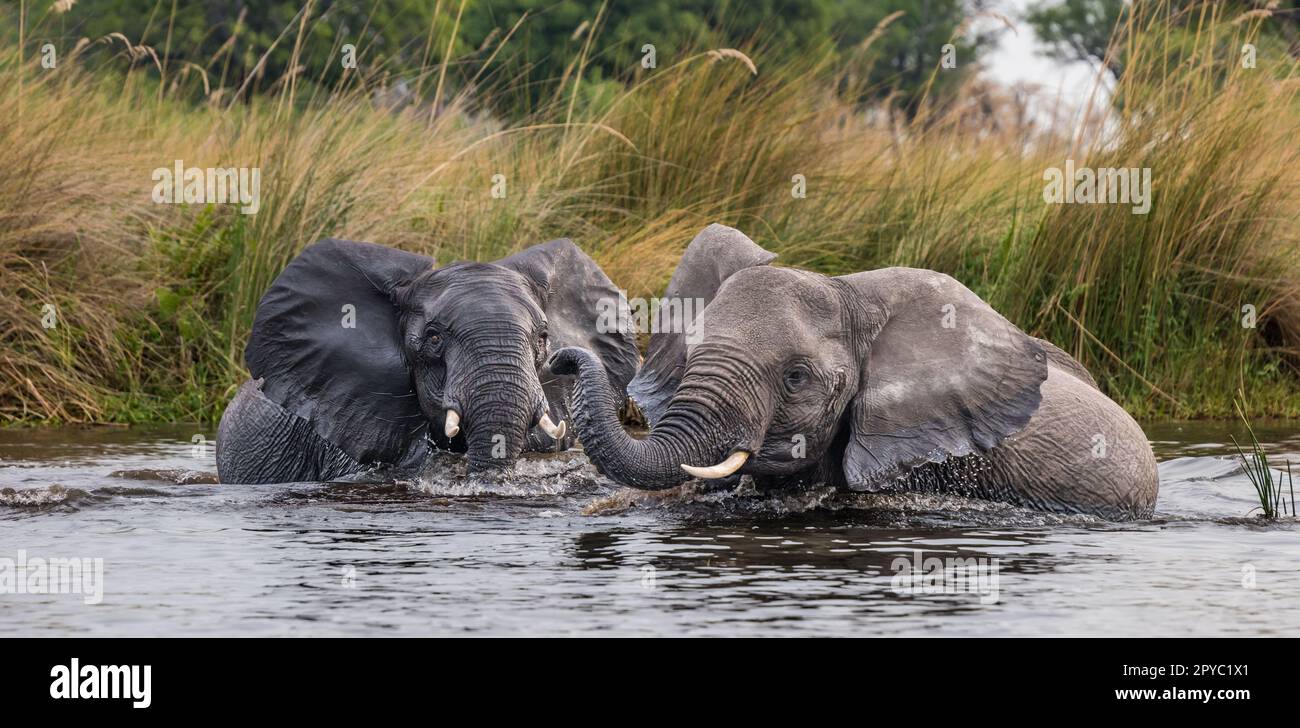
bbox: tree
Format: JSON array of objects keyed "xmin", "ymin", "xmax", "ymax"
[
  {"xmin": 1025, "ymin": 0, "xmax": 1300, "ymax": 81},
  {"xmin": 24, "ymin": 0, "xmax": 997, "ymax": 115},
  {"xmin": 461, "ymin": 0, "xmax": 996, "ymax": 116},
  {"xmin": 1024, "ymin": 0, "xmax": 1125, "ymax": 78}
]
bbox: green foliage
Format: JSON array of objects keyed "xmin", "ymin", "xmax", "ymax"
[
  {"xmin": 105, "ymin": 207, "xmax": 244, "ymax": 422},
  {"xmin": 1, "ymin": 1, "xmax": 1296, "ymax": 427},
  {"xmin": 1231, "ymin": 396, "xmax": 1296, "ymax": 518},
  {"xmin": 1024, "ymin": 0, "xmax": 1126, "ymax": 75},
  {"xmin": 24, "ymin": 0, "xmax": 992, "ymax": 115},
  {"xmin": 46, "ymin": 0, "xmax": 444, "ymax": 95},
  {"xmin": 1026, "ymin": 0, "xmax": 1300, "ymax": 81},
  {"xmin": 452, "ymin": 0, "xmax": 995, "ymax": 115}
]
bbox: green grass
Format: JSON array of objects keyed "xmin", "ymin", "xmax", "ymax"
[
  {"xmin": 1231, "ymin": 398, "xmax": 1297, "ymax": 519},
  {"xmin": 0, "ymin": 1, "xmax": 1297, "ymax": 425}
]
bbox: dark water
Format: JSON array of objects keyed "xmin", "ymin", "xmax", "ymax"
[{"xmin": 1, "ymin": 421, "xmax": 1297, "ymax": 636}]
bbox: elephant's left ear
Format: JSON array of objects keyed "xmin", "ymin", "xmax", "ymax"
[
  {"xmin": 837, "ymin": 268, "xmax": 1048, "ymax": 490},
  {"xmin": 498, "ymin": 239, "xmax": 639, "ymax": 398}
]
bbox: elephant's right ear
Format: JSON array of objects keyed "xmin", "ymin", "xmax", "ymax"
[
  {"xmin": 838, "ymin": 268, "xmax": 1048, "ymax": 490},
  {"xmin": 244, "ymin": 238, "xmax": 435, "ymax": 466},
  {"xmin": 628, "ymin": 224, "xmax": 777, "ymax": 425}
]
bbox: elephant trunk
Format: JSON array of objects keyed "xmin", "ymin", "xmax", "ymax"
[
  {"xmin": 552, "ymin": 347, "xmax": 752, "ymax": 490},
  {"xmin": 458, "ymin": 358, "xmax": 542, "ymax": 471}
]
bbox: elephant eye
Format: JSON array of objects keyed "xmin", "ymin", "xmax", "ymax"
[
  {"xmin": 424, "ymin": 329, "xmax": 445, "ymax": 358},
  {"xmin": 783, "ymin": 366, "xmax": 811, "ymax": 393}
]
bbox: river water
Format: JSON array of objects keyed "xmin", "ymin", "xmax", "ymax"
[{"xmin": 1, "ymin": 421, "xmax": 1297, "ymax": 636}]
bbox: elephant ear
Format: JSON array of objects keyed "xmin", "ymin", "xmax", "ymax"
[
  {"xmin": 498, "ymin": 239, "xmax": 640, "ymax": 398},
  {"xmin": 627, "ymin": 224, "xmax": 777, "ymax": 425},
  {"xmin": 1034, "ymin": 336, "xmax": 1099, "ymax": 389},
  {"xmin": 245, "ymin": 238, "xmax": 435, "ymax": 466},
  {"xmin": 838, "ymin": 268, "xmax": 1048, "ymax": 490}
]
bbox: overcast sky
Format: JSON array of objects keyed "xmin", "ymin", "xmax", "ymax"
[{"xmin": 979, "ymin": 0, "xmax": 1114, "ymax": 125}]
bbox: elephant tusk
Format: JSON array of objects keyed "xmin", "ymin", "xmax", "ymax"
[
  {"xmin": 538, "ymin": 412, "xmax": 567, "ymax": 440},
  {"xmin": 681, "ymin": 451, "xmax": 749, "ymax": 480},
  {"xmin": 444, "ymin": 410, "xmax": 460, "ymax": 439}
]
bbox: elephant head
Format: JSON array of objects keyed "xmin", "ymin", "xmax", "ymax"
[
  {"xmin": 243, "ymin": 237, "xmax": 638, "ymax": 474},
  {"xmin": 550, "ymin": 224, "xmax": 1048, "ymax": 491}
]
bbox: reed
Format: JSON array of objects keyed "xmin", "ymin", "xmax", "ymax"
[
  {"xmin": 0, "ymin": 1, "xmax": 1296, "ymax": 425},
  {"xmin": 1231, "ymin": 397, "xmax": 1296, "ymax": 519}
]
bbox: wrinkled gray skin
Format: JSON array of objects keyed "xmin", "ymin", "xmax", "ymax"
[
  {"xmin": 551, "ymin": 224, "xmax": 1159, "ymax": 520},
  {"xmin": 217, "ymin": 238, "xmax": 637, "ymax": 484}
]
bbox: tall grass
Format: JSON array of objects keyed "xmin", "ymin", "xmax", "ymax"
[
  {"xmin": 1232, "ymin": 397, "xmax": 1296, "ymax": 518},
  {"xmin": 0, "ymin": 0, "xmax": 1297, "ymax": 425},
  {"xmin": 1000, "ymin": 2, "xmax": 1300, "ymax": 417}
]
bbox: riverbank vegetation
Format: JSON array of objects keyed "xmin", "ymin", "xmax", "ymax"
[
  {"xmin": 1233, "ymin": 397, "xmax": 1297, "ymax": 518},
  {"xmin": 1, "ymin": 1, "xmax": 1297, "ymax": 425}
]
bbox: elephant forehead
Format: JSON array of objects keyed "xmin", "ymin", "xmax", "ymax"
[
  {"xmin": 408, "ymin": 265, "xmax": 542, "ymax": 324},
  {"xmin": 707, "ymin": 267, "xmax": 843, "ymax": 332}
]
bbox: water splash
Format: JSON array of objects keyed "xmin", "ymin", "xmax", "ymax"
[
  {"xmin": 110, "ymin": 468, "xmax": 218, "ymax": 485},
  {"xmin": 581, "ymin": 476, "xmax": 1108, "ymax": 528},
  {"xmin": 0, "ymin": 484, "xmax": 105, "ymax": 512},
  {"xmin": 408, "ymin": 450, "xmax": 616, "ymax": 497}
]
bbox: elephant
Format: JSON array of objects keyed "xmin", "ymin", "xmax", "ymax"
[
  {"xmin": 216, "ymin": 237, "xmax": 638, "ymax": 484},
  {"xmin": 550, "ymin": 224, "xmax": 1159, "ymax": 520}
]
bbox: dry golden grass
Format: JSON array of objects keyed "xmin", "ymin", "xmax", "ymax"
[{"xmin": 0, "ymin": 1, "xmax": 1297, "ymax": 424}]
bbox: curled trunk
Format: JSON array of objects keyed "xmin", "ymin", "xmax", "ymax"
[{"xmin": 554, "ymin": 347, "xmax": 744, "ymax": 490}]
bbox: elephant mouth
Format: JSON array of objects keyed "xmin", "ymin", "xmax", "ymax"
[
  {"xmin": 443, "ymin": 408, "xmax": 564, "ymax": 440},
  {"xmin": 430, "ymin": 394, "xmax": 568, "ymax": 471}
]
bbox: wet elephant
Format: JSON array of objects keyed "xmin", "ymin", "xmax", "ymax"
[
  {"xmin": 551, "ymin": 224, "xmax": 1159, "ymax": 519},
  {"xmin": 217, "ymin": 237, "xmax": 638, "ymax": 484}
]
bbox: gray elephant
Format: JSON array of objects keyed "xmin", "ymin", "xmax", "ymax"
[
  {"xmin": 550, "ymin": 224, "xmax": 1159, "ymax": 519},
  {"xmin": 216, "ymin": 237, "xmax": 638, "ymax": 484}
]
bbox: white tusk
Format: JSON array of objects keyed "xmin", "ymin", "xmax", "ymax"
[
  {"xmin": 538, "ymin": 412, "xmax": 567, "ymax": 440},
  {"xmin": 681, "ymin": 451, "xmax": 749, "ymax": 480},
  {"xmin": 444, "ymin": 410, "xmax": 460, "ymax": 439}
]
